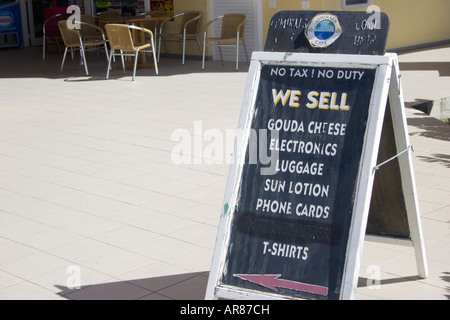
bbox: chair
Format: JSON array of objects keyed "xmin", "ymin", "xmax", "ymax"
[
  {"xmin": 57, "ymin": 20, "xmax": 110, "ymax": 76},
  {"xmin": 202, "ymin": 13, "xmax": 249, "ymax": 71},
  {"xmin": 80, "ymin": 14, "xmax": 96, "ymax": 25},
  {"xmin": 78, "ymin": 15, "xmax": 104, "ymax": 40},
  {"xmin": 157, "ymin": 11, "xmax": 202, "ymax": 65},
  {"xmin": 105, "ymin": 24, "xmax": 159, "ymax": 81},
  {"xmin": 138, "ymin": 11, "xmax": 167, "ymax": 46},
  {"xmin": 42, "ymin": 13, "xmax": 70, "ymax": 60}
]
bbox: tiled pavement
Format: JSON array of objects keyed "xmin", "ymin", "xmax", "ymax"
[{"xmin": 0, "ymin": 45, "xmax": 448, "ymax": 300}]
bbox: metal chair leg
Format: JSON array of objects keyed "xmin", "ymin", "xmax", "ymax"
[
  {"xmin": 79, "ymin": 39, "xmax": 89, "ymax": 75},
  {"xmin": 120, "ymin": 50, "xmax": 126, "ymax": 74},
  {"xmin": 133, "ymin": 49, "xmax": 140, "ymax": 81},
  {"xmin": 236, "ymin": 33, "xmax": 240, "ymax": 71},
  {"xmin": 103, "ymin": 42, "xmax": 111, "ymax": 70},
  {"xmin": 81, "ymin": 47, "xmax": 89, "ymax": 75},
  {"xmin": 182, "ymin": 29, "xmax": 186, "ymax": 65},
  {"xmin": 60, "ymin": 47, "xmax": 68, "ymax": 73},
  {"xmin": 151, "ymin": 38, "xmax": 159, "ymax": 76},
  {"xmin": 196, "ymin": 36, "xmax": 202, "ymax": 56},
  {"xmin": 157, "ymin": 35, "xmax": 162, "ymax": 63},
  {"xmin": 106, "ymin": 49, "xmax": 114, "ymax": 79},
  {"xmin": 202, "ymin": 32, "xmax": 206, "ymax": 70},
  {"xmin": 218, "ymin": 45, "xmax": 224, "ymax": 66},
  {"xmin": 43, "ymin": 35, "xmax": 46, "ymax": 60}
]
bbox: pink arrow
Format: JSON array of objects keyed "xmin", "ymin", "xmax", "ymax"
[{"xmin": 234, "ymin": 274, "xmax": 328, "ymax": 296}]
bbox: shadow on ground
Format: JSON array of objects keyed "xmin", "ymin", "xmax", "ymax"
[
  {"xmin": 0, "ymin": 47, "xmax": 249, "ymax": 80},
  {"xmin": 399, "ymin": 61, "xmax": 450, "ymax": 77},
  {"xmin": 55, "ymin": 271, "xmax": 446, "ymax": 300},
  {"xmin": 55, "ymin": 271, "xmax": 209, "ymax": 300},
  {"xmin": 406, "ymin": 107, "xmax": 450, "ymax": 139}
]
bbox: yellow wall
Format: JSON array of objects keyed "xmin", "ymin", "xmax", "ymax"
[
  {"xmin": 372, "ymin": 0, "xmax": 450, "ymax": 49},
  {"xmin": 159, "ymin": 0, "xmax": 209, "ymax": 58},
  {"xmin": 162, "ymin": 0, "xmax": 450, "ymax": 58},
  {"xmin": 261, "ymin": 0, "xmax": 450, "ymax": 51}
]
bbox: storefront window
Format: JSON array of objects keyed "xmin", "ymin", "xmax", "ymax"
[
  {"xmin": 150, "ymin": 0, "xmax": 173, "ymax": 16},
  {"xmin": 94, "ymin": 1, "xmax": 145, "ymax": 15}
]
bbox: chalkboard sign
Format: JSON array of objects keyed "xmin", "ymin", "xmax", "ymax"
[
  {"xmin": 206, "ymin": 10, "xmax": 427, "ymax": 300},
  {"xmin": 206, "ymin": 52, "xmax": 395, "ymax": 300},
  {"xmin": 265, "ymin": 11, "xmax": 390, "ymax": 55},
  {"xmin": 224, "ymin": 64, "xmax": 376, "ymax": 300}
]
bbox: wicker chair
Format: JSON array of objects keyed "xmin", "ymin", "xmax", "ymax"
[
  {"xmin": 105, "ymin": 24, "xmax": 159, "ymax": 81},
  {"xmin": 202, "ymin": 13, "xmax": 249, "ymax": 71},
  {"xmin": 57, "ymin": 20, "xmax": 109, "ymax": 75},
  {"xmin": 157, "ymin": 11, "xmax": 202, "ymax": 65}
]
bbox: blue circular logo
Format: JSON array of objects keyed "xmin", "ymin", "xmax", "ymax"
[
  {"xmin": 314, "ymin": 20, "xmax": 335, "ymax": 40},
  {"xmin": 306, "ymin": 14, "xmax": 343, "ymax": 48}
]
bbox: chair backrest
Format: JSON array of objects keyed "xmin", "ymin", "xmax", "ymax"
[
  {"xmin": 105, "ymin": 24, "xmax": 135, "ymax": 51},
  {"xmin": 80, "ymin": 14, "xmax": 96, "ymax": 25},
  {"xmin": 44, "ymin": 13, "xmax": 71, "ymax": 35},
  {"xmin": 57, "ymin": 20, "xmax": 81, "ymax": 47},
  {"xmin": 79, "ymin": 16, "xmax": 101, "ymax": 38},
  {"xmin": 182, "ymin": 11, "xmax": 202, "ymax": 35},
  {"xmin": 221, "ymin": 14, "xmax": 247, "ymax": 40}
]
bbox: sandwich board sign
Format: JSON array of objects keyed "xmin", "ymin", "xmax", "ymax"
[{"xmin": 205, "ymin": 11, "xmax": 427, "ymax": 300}]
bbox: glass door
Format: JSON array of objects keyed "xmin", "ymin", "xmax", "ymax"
[
  {"xmin": 22, "ymin": 0, "xmax": 85, "ymax": 46},
  {"xmin": 27, "ymin": 0, "xmax": 54, "ymax": 46}
]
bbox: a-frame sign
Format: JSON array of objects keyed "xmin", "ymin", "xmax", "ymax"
[{"xmin": 206, "ymin": 11, "xmax": 427, "ymax": 300}]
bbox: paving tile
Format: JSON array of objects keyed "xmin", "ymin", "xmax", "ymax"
[
  {"xmin": 0, "ymin": 270, "xmax": 24, "ymax": 289},
  {"xmin": 0, "ymin": 218, "xmax": 51, "ymax": 242},
  {"xmin": 81, "ymin": 249, "xmax": 156, "ymax": 278},
  {"xmin": 0, "ymin": 175, "xmax": 74, "ymax": 200},
  {"xmin": 0, "ymin": 251, "xmax": 71, "ymax": 281},
  {"xmin": 423, "ymin": 205, "xmax": 450, "ymax": 223},
  {"xmin": 356, "ymin": 272, "xmax": 424, "ymax": 300},
  {"xmin": 401, "ymin": 281, "xmax": 449, "ymax": 300},
  {"xmin": 139, "ymin": 195, "xmax": 201, "ymax": 215},
  {"xmin": 168, "ymin": 223, "xmax": 219, "ymax": 249},
  {"xmin": 138, "ymin": 292, "xmax": 173, "ymax": 300},
  {"xmin": 0, "ymin": 240, "xmax": 40, "ymax": 265},
  {"xmin": 155, "ymin": 273, "xmax": 209, "ymax": 300},
  {"xmin": 165, "ymin": 203, "xmax": 221, "ymax": 224},
  {"xmin": 0, "ymin": 210, "xmax": 26, "ymax": 226},
  {"xmin": 0, "ymin": 189, "xmax": 37, "ymax": 213},
  {"xmin": 421, "ymin": 217, "xmax": 450, "ymax": 241},
  {"xmin": 0, "ymin": 281, "xmax": 58, "ymax": 300},
  {"xmin": 46, "ymin": 238, "xmax": 118, "ymax": 264},
  {"xmin": 161, "ymin": 246, "xmax": 214, "ymax": 273},
  {"xmin": 31, "ymin": 207, "xmax": 93, "ymax": 228},
  {"xmin": 132, "ymin": 213, "xmax": 198, "ymax": 235},
  {"xmin": 61, "ymin": 279, "xmax": 152, "ymax": 300},
  {"xmin": 59, "ymin": 215, "xmax": 123, "ymax": 238},
  {"xmin": 126, "ymin": 234, "xmax": 198, "ymax": 261},
  {"xmin": 91, "ymin": 226, "xmax": 160, "ymax": 249},
  {"xmin": 117, "ymin": 261, "xmax": 191, "ymax": 288}
]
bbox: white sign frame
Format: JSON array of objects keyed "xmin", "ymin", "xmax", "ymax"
[{"xmin": 205, "ymin": 51, "xmax": 427, "ymax": 300}]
